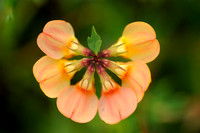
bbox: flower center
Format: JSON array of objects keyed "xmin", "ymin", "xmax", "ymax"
[{"xmin": 93, "ymin": 55, "xmax": 99, "ymax": 63}]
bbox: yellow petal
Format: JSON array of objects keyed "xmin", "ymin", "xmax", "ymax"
[
  {"xmin": 57, "ymin": 85, "xmax": 98, "ymax": 123},
  {"xmin": 99, "ymin": 86, "xmax": 137, "ymax": 124}
]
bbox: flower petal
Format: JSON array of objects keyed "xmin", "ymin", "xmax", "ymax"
[
  {"xmin": 37, "ymin": 33, "xmax": 75, "ymax": 59},
  {"xmin": 39, "ymin": 73, "xmax": 70, "ymax": 98},
  {"xmin": 123, "ymin": 61, "xmax": 151, "ymax": 92},
  {"xmin": 111, "ymin": 61, "xmax": 151, "ymax": 102},
  {"xmin": 123, "ymin": 22, "xmax": 156, "ymax": 44},
  {"xmin": 122, "ymin": 39, "xmax": 160, "ymax": 63},
  {"xmin": 33, "ymin": 56, "xmax": 74, "ymax": 98},
  {"xmin": 122, "ymin": 78, "xmax": 144, "ymax": 102},
  {"xmin": 99, "ymin": 86, "xmax": 137, "ymax": 124},
  {"xmin": 57, "ymin": 85, "xmax": 98, "ymax": 123},
  {"xmin": 43, "ymin": 20, "xmax": 75, "ymax": 44},
  {"xmin": 33, "ymin": 56, "xmax": 61, "ymax": 82},
  {"xmin": 111, "ymin": 22, "xmax": 160, "ymax": 63},
  {"xmin": 37, "ymin": 20, "xmax": 77, "ymax": 59}
]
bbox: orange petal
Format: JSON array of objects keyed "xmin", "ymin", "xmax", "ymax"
[
  {"xmin": 57, "ymin": 85, "xmax": 98, "ymax": 123},
  {"xmin": 37, "ymin": 20, "xmax": 77, "ymax": 59},
  {"xmin": 114, "ymin": 61, "xmax": 151, "ymax": 102},
  {"xmin": 115, "ymin": 22, "xmax": 160, "ymax": 63},
  {"xmin": 122, "ymin": 39, "xmax": 160, "ymax": 63},
  {"xmin": 37, "ymin": 32, "xmax": 75, "ymax": 59},
  {"xmin": 33, "ymin": 56, "xmax": 62, "ymax": 82},
  {"xmin": 123, "ymin": 22, "xmax": 156, "ymax": 44},
  {"xmin": 122, "ymin": 78, "xmax": 144, "ymax": 102},
  {"xmin": 124, "ymin": 61, "xmax": 151, "ymax": 92},
  {"xmin": 99, "ymin": 86, "xmax": 137, "ymax": 124},
  {"xmin": 33, "ymin": 56, "xmax": 74, "ymax": 98},
  {"xmin": 39, "ymin": 74, "xmax": 70, "ymax": 98},
  {"xmin": 43, "ymin": 20, "xmax": 75, "ymax": 44}
]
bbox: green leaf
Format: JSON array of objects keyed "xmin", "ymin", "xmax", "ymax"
[{"xmin": 87, "ymin": 26, "xmax": 102, "ymax": 55}]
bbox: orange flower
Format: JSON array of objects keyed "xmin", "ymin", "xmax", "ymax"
[{"xmin": 33, "ymin": 20, "xmax": 160, "ymax": 124}]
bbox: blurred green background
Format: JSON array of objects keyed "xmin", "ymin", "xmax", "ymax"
[{"xmin": 1, "ymin": 0, "xmax": 200, "ymax": 133}]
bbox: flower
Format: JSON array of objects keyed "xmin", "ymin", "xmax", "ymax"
[{"xmin": 33, "ymin": 20, "xmax": 160, "ymax": 124}]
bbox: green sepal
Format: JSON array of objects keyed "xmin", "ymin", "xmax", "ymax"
[{"xmin": 87, "ymin": 26, "xmax": 102, "ymax": 55}]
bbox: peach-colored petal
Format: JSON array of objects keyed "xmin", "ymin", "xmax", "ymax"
[
  {"xmin": 123, "ymin": 22, "xmax": 156, "ymax": 45},
  {"xmin": 112, "ymin": 61, "xmax": 151, "ymax": 102},
  {"xmin": 33, "ymin": 56, "xmax": 75, "ymax": 98},
  {"xmin": 39, "ymin": 73, "xmax": 70, "ymax": 98},
  {"xmin": 37, "ymin": 20, "xmax": 77, "ymax": 59},
  {"xmin": 122, "ymin": 78, "xmax": 144, "ymax": 102},
  {"xmin": 33, "ymin": 56, "xmax": 61, "ymax": 82},
  {"xmin": 57, "ymin": 85, "xmax": 98, "ymax": 123},
  {"xmin": 122, "ymin": 39, "xmax": 160, "ymax": 63},
  {"xmin": 123, "ymin": 61, "xmax": 151, "ymax": 92},
  {"xmin": 99, "ymin": 86, "xmax": 137, "ymax": 124},
  {"xmin": 43, "ymin": 20, "xmax": 74, "ymax": 44},
  {"xmin": 112, "ymin": 22, "xmax": 160, "ymax": 63},
  {"xmin": 37, "ymin": 33, "xmax": 75, "ymax": 59},
  {"xmin": 118, "ymin": 61, "xmax": 151, "ymax": 91}
]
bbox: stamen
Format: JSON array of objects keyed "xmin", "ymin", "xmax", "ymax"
[
  {"xmin": 96, "ymin": 64, "xmax": 114, "ymax": 91},
  {"xmin": 115, "ymin": 68, "xmax": 126, "ymax": 76},
  {"xmin": 80, "ymin": 62, "xmax": 95, "ymax": 90},
  {"xmin": 71, "ymin": 43, "xmax": 78, "ymax": 50},
  {"xmin": 104, "ymin": 80, "xmax": 114, "ymax": 91},
  {"xmin": 64, "ymin": 58, "xmax": 92, "ymax": 74},
  {"xmin": 116, "ymin": 43, "xmax": 127, "ymax": 54},
  {"xmin": 65, "ymin": 66, "xmax": 76, "ymax": 73},
  {"xmin": 100, "ymin": 59, "xmax": 126, "ymax": 76},
  {"xmin": 117, "ymin": 50, "xmax": 128, "ymax": 55},
  {"xmin": 98, "ymin": 49, "xmax": 111, "ymax": 58},
  {"xmin": 71, "ymin": 41, "xmax": 79, "ymax": 45},
  {"xmin": 65, "ymin": 41, "xmax": 93, "ymax": 56},
  {"xmin": 64, "ymin": 41, "xmax": 79, "ymax": 51},
  {"xmin": 113, "ymin": 43, "xmax": 125, "ymax": 48},
  {"xmin": 64, "ymin": 62, "xmax": 76, "ymax": 73},
  {"xmin": 101, "ymin": 42, "xmax": 128, "ymax": 57},
  {"xmin": 80, "ymin": 79, "xmax": 89, "ymax": 90}
]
